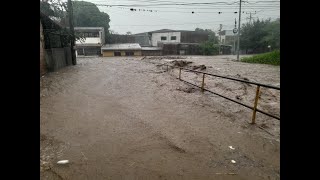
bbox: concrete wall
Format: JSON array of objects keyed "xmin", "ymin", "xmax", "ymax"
[
  {"xmin": 180, "ymin": 31, "xmax": 209, "ymax": 43},
  {"xmin": 151, "ymin": 32, "xmax": 181, "ymax": 46},
  {"xmin": 40, "ymin": 20, "xmax": 47, "ymax": 76},
  {"xmin": 44, "ymin": 48, "xmax": 72, "ymax": 71},
  {"xmin": 102, "ymin": 50, "xmax": 141, "ymax": 57},
  {"xmin": 141, "ymin": 50, "xmax": 162, "ymax": 56}
]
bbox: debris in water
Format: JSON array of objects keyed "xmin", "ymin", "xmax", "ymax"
[
  {"xmin": 192, "ymin": 65, "xmax": 206, "ymax": 70},
  {"xmin": 216, "ymin": 173, "xmax": 237, "ymax": 175},
  {"xmin": 235, "ymin": 95, "xmax": 242, "ymax": 100},
  {"xmin": 57, "ymin": 160, "xmax": 69, "ymax": 165},
  {"xmin": 229, "ymin": 146, "xmax": 235, "ymax": 150},
  {"xmin": 171, "ymin": 60, "xmax": 193, "ymax": 67},
  {"xmin": 231, "ymin": 160, "xmax": 236, "ymax": 164}
]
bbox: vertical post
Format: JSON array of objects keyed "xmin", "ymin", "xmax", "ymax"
[
  {"xmin": 236, "ymin": 0, "xmax": 242, "ymax": 61},
  {"xmin": 167, "ymin": 65, "xmax": 169, "ymax": 71},
  {"xmin": 251, "ymin": 85, "xmax": 261, "ymax": 124},
  {"xmin": 67, "ymin": 0, "xmax": 76, "ymax": 65},
  {"xmin": 233, "ymin": 18, "xmax": 237, "ymax": 55},
  {"xmin": 179, "ymin": 68, "xmax": 181, "ymax": 80},
  {"xmin": 201, "ymin": 73, "xmax": 205, "ymax": 92}
]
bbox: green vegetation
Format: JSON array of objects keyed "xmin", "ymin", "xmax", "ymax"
[
  {"xmin": 241, "ymin": 50, "xmax": 280, "ymax": 65},
  {"xmin": 199, "ymin": 42, "xmax": 219, "ymax": 55},
  {"xmin": 40, "ymin": 0, "xmax": 110, "ymax": 43},
  {"xmin": 195, "ymin": 28, "xmax": 220, "ymax": 55},
  {"xmin": 240, "ymin": 18, "xmax": 280, "ymax": 53}
]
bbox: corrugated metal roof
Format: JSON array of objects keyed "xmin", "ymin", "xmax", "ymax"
[
  {"xmin": 101, "ymin": 43, "xmax": 141, "ymax": 50},
  {"xmin": 141, "ymin": 47, "xmax": 162, "ymax": 51}
]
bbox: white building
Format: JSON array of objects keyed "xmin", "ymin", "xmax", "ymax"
[
  {"xmin": 75, "ymin": 27, "xmax": 105, "ymax": 56},
  {"xmin": 150, "ymin": 29, "xmax": 181, "ymax": 46},
  {"xmin": 219, "ymin": 30, "xmax": 236, "ymax": 45}
]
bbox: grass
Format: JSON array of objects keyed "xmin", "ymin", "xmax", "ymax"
[{"xmin": 241, "ymin": 50, "xmax": 280, "ymax": 65}]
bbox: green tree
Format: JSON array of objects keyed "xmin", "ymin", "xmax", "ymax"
[
  {"xmin": 40, "ymin": 0, "xmax": 66, "ymax": 19},
  {"xmin": 199, "ymin": 42, "xmax": 219, "ymax": 55},
  {"xmin": 262, "ymin": 18, "xmax": 280, "ymax": 49},
  {"xmin": 72, "ymin": 1, "xmax": 110, "ymax": 42},
  {"xmin": 195, "ymin": 28, "xmax": 219, "ymax": 43},
  {"xmin": 240, "ymin": 18, "xmax": 280, "ymax": 53}
]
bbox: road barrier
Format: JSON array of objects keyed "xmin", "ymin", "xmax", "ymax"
[{"xmin": 151, "ymin": 62, "xmax": 280, "ymax": 123}]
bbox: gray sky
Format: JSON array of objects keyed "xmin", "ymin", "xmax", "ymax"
[{"xmin": 72, "ymin": 0, "xmax": 280, "ymax": 34}]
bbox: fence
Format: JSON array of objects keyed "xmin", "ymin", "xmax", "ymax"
[{"xmin": 153, "ymin": 62, "xmax": 280, "ymax": 124}]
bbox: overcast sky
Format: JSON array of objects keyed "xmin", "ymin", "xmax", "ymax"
[{"xmin": 72, "ymin": 0, "xmax": 280, "ymax": 34}]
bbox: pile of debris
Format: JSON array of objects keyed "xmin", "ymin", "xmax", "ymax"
[
  {"xmin": 171, "ymin": 60, "xmax": 193, "ymax": 67},
  {"xmin": 142, "ymin": 56, "xmax": 187, "ymax": 61},
  {"xmin": 192, "ymin": 65, "xmax": 206, "ymax": 70}
]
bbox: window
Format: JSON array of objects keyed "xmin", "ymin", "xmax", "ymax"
[
  {"xmin": 82, "ymin": 32, "xmax": 99, "ymax": 37},
  {"xmin": 114, "ymin": 52, "xmax": 121, "ymax": 56},
  {"xmin": 161, "ymin": 36, "xmax": 167, "ymax": 40},
  {"xmin": 125, "ymin": 51, "xmax": 134, "ymax": 56},
  {"xmin": 171, "ymin": 36, "xmax": 176, "ymax": 40}
]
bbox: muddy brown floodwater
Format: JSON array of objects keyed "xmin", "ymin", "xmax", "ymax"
[{"xmin": 40, "ymin": 55, "xmax": 280, "ymax": 180}]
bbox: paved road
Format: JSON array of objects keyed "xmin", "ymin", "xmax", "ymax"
[{"xmin": 40, "ymin": 56, "xmax": 280, "ymax": 180}]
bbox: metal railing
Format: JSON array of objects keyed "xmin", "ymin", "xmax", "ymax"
[{"xmin": 152, "ymin": 62, "xmax": 280, "ymax": 123}]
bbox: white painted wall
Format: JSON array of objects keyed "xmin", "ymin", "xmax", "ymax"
[
  {"xmin": 151, "ymin": 32, "xmax": 181, "ymax": 46},
  {"xmin": 76, "ymin": 37, "xmax": 101, "ymax": 45}
]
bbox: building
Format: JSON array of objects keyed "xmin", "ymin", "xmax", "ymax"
[
  {"xmin": 149, "ymin": 29, "xmax": 210, "ymax": 47},
  {"xmin": 75, "ymin": 27, "xmax": 105, "ymax": 56},
  {"xmin": 133, "ymin": 32, "xmax": 152, "ymax": 47},
  {"xmin": 141, "ymin": 47, "xmax": 162, "ymax": 56},
  {"xmin": 108, "ymin": 34, "xmax": 135, "ymax": 44},
  {"xmin": 159, "ymin": 43, "xmax": 201, "ymax": 55},
  {"xmin": 219, "ymin": 30, "xmax": 236, "ymax": 45},
  {"xmin": 101, "ymin": 43, "xmax": 142, "ymax": 57}
]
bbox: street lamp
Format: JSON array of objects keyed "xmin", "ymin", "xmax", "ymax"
[{"xmin": 268, "ymin": 45, "xmax": 271, "ymax": 52}]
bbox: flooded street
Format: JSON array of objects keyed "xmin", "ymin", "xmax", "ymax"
[{"xmin": 40, "ymin": 55, "xmax": 280, "ymax": 180}]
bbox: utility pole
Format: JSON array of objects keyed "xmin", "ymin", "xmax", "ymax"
[
  {"xmin": 246, "ymin": 11, "xmax": 256, "ymax": 24},
  {"xmin": 218, "ymin": 24, "xmax": 222, "ymax": 55},
  {"xmin": 67, "ymin": 0, "xmax": 76, "ymax": 65},
  {"xmin": 233, "ymin": 18, "xmax": 237, "ymax": 55},
  {"xmin": 236, "ymin": 0, "xmax": 242, "ymax": 61}
]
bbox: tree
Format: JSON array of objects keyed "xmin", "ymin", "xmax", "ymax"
[
  {"xmin": 126, "ymin": 31, "xmax": 132, "ymax": 35},
  {"xmin": 240, "ymin": 18, "xmax": 280, "ymax": 53},
  {"xmin": 199, "ymin": 42, "xmax": 219, "ymax": 55},
  {"xmin": 262, "ymin": 18, "xmax": 280, "ymax": 49},
  {"xmin": 72, "ymin": 1, "xmax": 110, "ymax": 43},
  {"xmin": 195, "ymin": 28, "xmax": 218, "ymax": 43},
  {"xmin": 41, "ymin": 1, "xmax": 111, "ymax": 43},
  {"xmin": 40, "ymin": 0, "xmax": 66, "ymax": 19}
]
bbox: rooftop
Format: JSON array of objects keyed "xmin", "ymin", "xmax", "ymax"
[
  {"xmin": 141, "ymin": 47, "xmax": 162, "ymax": 51},
  {"xmin": 74, "ymin": 27, "xmax": 104, "ymax": 30},
  {"xmin": 133, "ymin": 29, "xmax": 193, "ymax": 35},
  {"xmin": 101, "ymin": 43, "xmax": 142, "ymax": 50}
]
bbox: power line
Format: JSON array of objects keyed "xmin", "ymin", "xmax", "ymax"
[{"xmin": 111, "ymin": 20, "xmax": 235, "ymax": 27}]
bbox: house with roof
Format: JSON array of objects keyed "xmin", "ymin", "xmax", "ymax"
[
  {"xmin": 74, "ymin": 27, "xmax": 105, "ymax": 56},
  {"xmin": 133, "ymin": 29, "xmax": 210, "ymax": 47},
  {"xmin": 101, "ymin": 43, "xmax": 142, "ymax": 57}
]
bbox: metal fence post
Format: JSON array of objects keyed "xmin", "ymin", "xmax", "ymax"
[
  {"xmin": 201, "ymin": 73, "xmax": 205, "ymax": 92},
  {"xmin": 251, "ymin": 85, "xmax": 261, "ymax": 124},
  {"xmin": 179, "ymin": 68, "xmax": 181, "ymax": 80}
]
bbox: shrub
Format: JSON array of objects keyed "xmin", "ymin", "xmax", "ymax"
[
  {"xmin": 241, "ymin": 50, "xmax": 280, "ymax": 65},
  {"xmin": 199, "ymin": 42, "xmax": 219, "ymax": 55}
]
